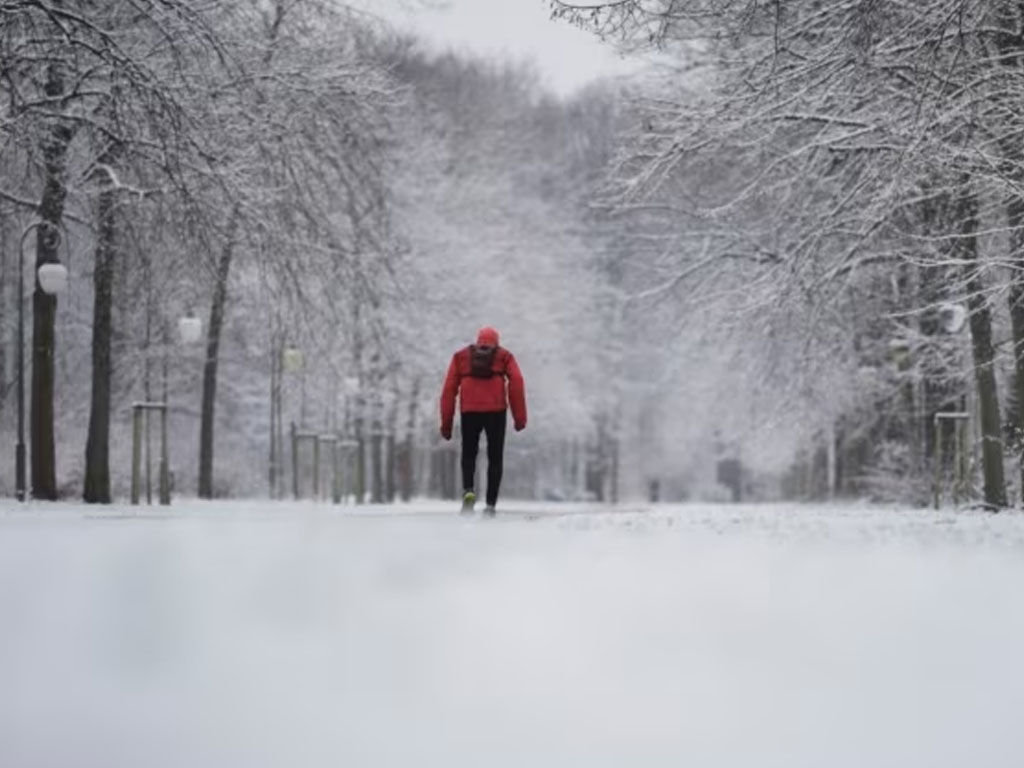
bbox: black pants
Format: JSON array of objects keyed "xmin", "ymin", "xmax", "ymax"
[{"xmin": 461, "ymin": 410, "xmax": 507, "ymax": 506}]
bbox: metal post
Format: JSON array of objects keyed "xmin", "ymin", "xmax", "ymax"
[
  {"xmin": 160, "ymin": 335, "xmax": 171, "ymax": 506},
  {"xmin": 131, "ymin": 405, "xmax": 143, "ymax": 504},
  {"xmin": 953, "ymin": 420, "xmax": 962, "ymax": 505},
  {"xmin": 275, "ymin": 348, "xmax": 283, "ymax": 500},
  {"xmin": 954, "ymin": 417, "xmax": 970, "ymax": 505},
  {"xmin": 15, "ymin": 227, "xmax": 28, "ymax": 501}
]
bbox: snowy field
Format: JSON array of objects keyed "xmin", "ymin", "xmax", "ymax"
[{"xmin": 2, "ymin": 500, "xmax": 1024, "ymax": 768}]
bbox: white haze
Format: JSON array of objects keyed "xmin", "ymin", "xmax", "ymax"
[
  {"xmin": 373, "ymin": 0, "xmax": 641, "ymax": 96},
  {"xmin": 3, "ymin": 500, "xmax": 1024, "ymax": 767}
]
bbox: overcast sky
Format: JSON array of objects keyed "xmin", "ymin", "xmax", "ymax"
[{"xmin": 373, "ymin": 0, "xmax": 640, "ymax": 96}]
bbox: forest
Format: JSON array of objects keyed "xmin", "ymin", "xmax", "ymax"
[{"xmin": 3, "ymin": 0, "xmax": 1024, "ymax": 510}]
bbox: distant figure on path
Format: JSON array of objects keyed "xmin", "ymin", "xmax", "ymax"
[{"xmin": 440, "ymin": 326, "xmax": 527, "ymax": 515}]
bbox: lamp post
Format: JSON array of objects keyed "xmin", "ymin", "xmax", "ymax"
[
  {"xmin": 172, "ymin": 313, "xmax": 202, "ymax": 501},
  {"xmin": 938, "ymin": 303, "xmax": 968, "ymax": 335},
  {"xmin": 132, "ymin": 312, "xmax": 202, "ymax": 506},
  {"xmin": 16, "ymin": 222, "xmax": 67, "ymax": 502},
  {"xmin": 170, "ymin": 312, "xmax": 202, "ymax": 502},
  {"xmin": 932, "ymin": 302, "xmax": 971, "ymax": 509}
]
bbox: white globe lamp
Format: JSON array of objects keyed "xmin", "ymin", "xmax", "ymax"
[
  {"xmin": 938, "ymin": 303, "xmax": 967, "ymax": 335},
  {"xmin": 283, "ymin": 347, "xmax": 304, "ymax": 372},
  {"xmin": 37, "ymin": 263, "xmax": 68, "ymax": 295},
  {"xmin": 178, "ymin": 315, "xmax": 203, "ymax": 345}
]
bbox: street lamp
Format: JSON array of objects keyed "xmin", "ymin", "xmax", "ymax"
[
  {"xmin": 167, "ymin": 312, "xmax": 202, "ymax": 502},
  {"xmin": 155, "ymin": 312, "xmax": 202, "ymax": 505},
  {"xmin": 283, "ymin": 347, "xmax": 304, "ymax": 372},
  {"xmin": 37, "ymin": 263, "xmax": 69, "ymax": 295},
  {"xmin": 938, "ymin": 302, "xmax": 968, "ymax": 335},
  {"xmin": 932, "ymin": 301, "xmax": 971, "ymax": 509},
  {"xmin": 16, "ymin": 222, "xmax": 68, "ymax": 502},
  {"xmin": 178, "ymin": 313, "xmax": 203, "ymax": 345}
]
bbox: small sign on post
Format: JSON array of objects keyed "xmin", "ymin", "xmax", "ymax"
[
  {"xmin": 131, "ymin": 402, "xmax": 171, "ymax": 505},
  {"xmin": 290, "ymin": 423, "xmax": 321, "ymax": 500}
]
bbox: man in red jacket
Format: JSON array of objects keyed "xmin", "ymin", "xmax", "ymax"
[{"xmin": 440, "ymin": 326, "xmax": 527, "ymax": 515}]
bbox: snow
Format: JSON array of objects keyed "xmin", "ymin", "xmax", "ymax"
[{"xmin": 2, "ymin": 500, "xmax": 1024, "ymax": 767}]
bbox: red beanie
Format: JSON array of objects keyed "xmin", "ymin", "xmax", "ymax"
[{"xmin": 476, "ymin": 326, "xmax": 500, "ymax": 346}]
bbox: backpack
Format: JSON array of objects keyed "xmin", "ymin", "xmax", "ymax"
[{"xmin": 469, "ymin": 344, "xmax": 502, "ymax": 378}]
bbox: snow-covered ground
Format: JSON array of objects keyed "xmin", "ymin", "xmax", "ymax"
[{"xmin": 2, "ymin": 499, "xmax": 1024, "ymax": 767}]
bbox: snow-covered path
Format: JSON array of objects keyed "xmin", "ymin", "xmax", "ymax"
[{"xmin": 2, "ymin": 500, "xmax": 1024, "ymax": 767}]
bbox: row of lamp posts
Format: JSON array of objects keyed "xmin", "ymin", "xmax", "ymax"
[
  {"xmin": 16, "ymin": 221, "xmax": 69, "ymax": 502},
  {"xmin": 14, "ymin": 218, "xmax": 206, "ymax": 503},
  {"xmin": 12, "ymin": 219, "xmax": 367, "ymax": 504}
]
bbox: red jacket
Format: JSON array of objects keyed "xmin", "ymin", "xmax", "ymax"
[{"xmin": 440, "ymin": 345, "xmax": 527, "ymax": 435}]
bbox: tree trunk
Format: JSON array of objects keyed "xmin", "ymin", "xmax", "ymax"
[
  {"xmin": 400, "ymin": 378, "xmax": 420, "ymax": 502},
  {"xmin": 268, "ymin": 334, "xmax": 278, "ymax": 498},
  {"xmin": 83, "ymin": 160, "xmax": 118, "ymax": 503},
  {"xmin": 385, "ymin": 411, "xmax": 397, "ymax": 501},
  {"xmin": 31, "ymin": 60, "xmax": 74, "ymax": 501},
  {"xmin": 995, "ymin": 7, "xmax": 1024, "ymax": 502},
  {"xmin": 1005, "ymin": 195, "xmax": 1024, "ymax": 500},
  {"xmin": 198, "ymin": 212, "xmax": 238, "ymax": 499},
  {"xmin": 958, "ymin": 184, "xmax": 1007, "ymax": 509},
  {"xmin": 0, "ymin": 213, "xmax": 7, "ymax": 425},
  {"xmin": 371, "ymin": 403, "xmax": 384, "ymax": 503},
  {"xmin": 609, "ymin": 436, "xmax": 620, "ymax": 503},
  {"xmin": 385, "ymin": 385, "xmax": 399, "ymax": 502},
  {"xmin": 368, "ymin": 344, "xmax": 384, "ymax": 503}
]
